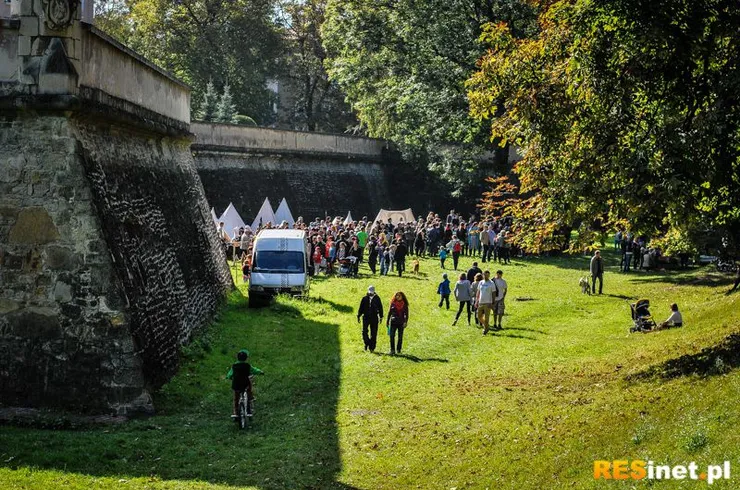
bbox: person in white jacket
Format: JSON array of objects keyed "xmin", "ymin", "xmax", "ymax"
[{"xmin": 452, "ymin": 273, "xmax": 473, "ymax": 326}]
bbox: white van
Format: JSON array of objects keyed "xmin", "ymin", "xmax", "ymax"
[{"xmin": 248, "ymin": 229, "xmax": 309, "ymax": 306}]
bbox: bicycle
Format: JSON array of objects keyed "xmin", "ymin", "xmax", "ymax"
[{"xmin": 235, "ymin": 390, "xmax": 254, "ymax": 429}]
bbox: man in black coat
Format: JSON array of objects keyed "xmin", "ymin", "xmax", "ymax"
[
  {"xmin": 466, "ymin": 261, "xmax": 483, "ymax": 283},
  {"xmin": 395, "ymin": 240, "xmax": 408, "ymax": 277},
  {"xmin": 357, "ymin": 286, "xmax": 383, "ymax": 352}
]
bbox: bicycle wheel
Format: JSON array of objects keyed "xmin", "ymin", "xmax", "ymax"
[{"xmin": 239, "ymin": 394, "xmax": 248, "ymax": 429}]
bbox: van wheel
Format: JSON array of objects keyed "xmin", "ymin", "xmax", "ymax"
[{"xmin": 249, "ymin": 294, "xmax": 267, "ymax": 308}]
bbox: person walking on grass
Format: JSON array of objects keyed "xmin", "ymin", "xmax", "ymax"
[
  {"xmin": 452, "ymin": 273, "xmax": 473, "ymax": 326},
  {"xmin": 438, "ymin": 273, "xmax": 451, "ymax": 310},
  {"xmin": 590, "ymin": 250, "xmax": 604, "ymax": 295},
  {"xmin": 466, "ymin": 261, "xmax": 482, "ymax": 283},
  {"xmin": 357, "ymin": 285, "xmax": 383, "ymax": 352},
  {"xmin": 387, "ymin": 291, "xmax": 409, "ymax": 355},
  {"xmin": 492, "ymin": 270, "xmax": 508, "ymax": 330},
  {"xmin": 475, "ymin": 271, "xmax": 498, "ymax": 335},
  {"xmin": 439, "ymin": 247, "xmax": 448, "ymax": 269},
  {"xmin": 470, "ymin": 272, "xmax": 483, "ymax": 326},
  {"xmin": 447, "ymin": 236, "xmax": 462, "ymax": 270}
]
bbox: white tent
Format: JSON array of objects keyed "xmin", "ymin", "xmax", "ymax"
[
  {"xmin": 251, "ymin": 198, "xmax": 276, "ymax": 230},
  {"xmin": 373, "ymin": 208, "xmax": 415, "ymax": 225},
  {"xmin": 218, "ymin": 203, "xmax": 246, "ymax": 238},
  {"xmin": 210, "ymin": 207, "xmax": 219, "ymax": 226},
  {"xmin": 274, "ymin": 198, "xmax": 295, "ymax": 227},
  {"xmin": 343, "ymin": 211, "xmax": 354, "ymax": 225}
]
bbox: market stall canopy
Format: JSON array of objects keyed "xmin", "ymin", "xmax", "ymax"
[{"xmin": 373, "ymin": 208, "xmax": 415, "ymax": 225}]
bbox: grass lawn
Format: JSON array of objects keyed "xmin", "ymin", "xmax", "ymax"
[{"xmin": 2, "ymin": 248, "xmax": 740, "ymax": 489}]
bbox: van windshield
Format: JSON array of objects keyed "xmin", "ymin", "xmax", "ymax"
[{"xmin": 253, "ymin": 251, "xmax": 305, "ymax": 274}]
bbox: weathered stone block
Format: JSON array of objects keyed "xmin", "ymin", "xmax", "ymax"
[
  {"xmin": 52, "ymin": 281, "xmax": 72, "ymax": 302},
  {"xmin": 0, "ymin": 298, "xmax": 21, "ymax": 315},
  {"xmin": 8, "ymin": 207, "xmax": 60, "ymax": 245},
  {"xmin": 19, "ymin": 16, "xmax": 39, "ymax": 37},
  {"xmin": 7, "ymin": 307, "xmax": 61, "ymax": 340},
  {"xmin": 44, "ymin": 245, "xmax": 77, "ymax": 269},
  {"xmin": 17, "ymin": 36, "xmax": 32, "ymax": 57}
]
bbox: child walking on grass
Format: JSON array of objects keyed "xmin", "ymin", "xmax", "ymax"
[
  {"xmin": 438, "ymin": 273, "xmax": 451, "ymax": 309},
  {"xmin": 439, "ymin": 248, "xmax": 448, "ymax": 269}
]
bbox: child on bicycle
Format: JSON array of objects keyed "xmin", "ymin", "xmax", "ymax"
[{"xmin": 226, "ymin": 349, "xmax": 263, "ymax": 416}]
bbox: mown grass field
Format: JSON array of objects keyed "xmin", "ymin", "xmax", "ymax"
[{"xmin": 1, "ymin": 248, "xmax": 740, "ymax": 489}]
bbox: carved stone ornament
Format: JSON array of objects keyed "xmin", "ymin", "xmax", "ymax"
[{"xmin": 42, "ymin": 0, "xmax": 78, "ymax": 31}]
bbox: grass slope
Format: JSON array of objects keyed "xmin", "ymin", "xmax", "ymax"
[{"xmin": 1, "ymin": 249, "xmax": 739, "ymax": 489}]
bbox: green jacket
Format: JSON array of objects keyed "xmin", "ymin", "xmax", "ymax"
[{"xmin": 226, "ymin": 361, "xmax": 263, "ymax": 380}]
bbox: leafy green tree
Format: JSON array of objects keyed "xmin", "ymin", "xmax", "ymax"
[
  {"xmin": 95, "ymin": 0, "xmax": 283, "ymax": 125},
  {"xmin": 274, "ymin": 0, "xmax": 357, "ymax": 132},
  {"xmin": 216, "ymin": 84, "xmax": 237, "ymax": 124},
  {"xmin": 322, "ymin": 0, "xmax": 537, "ymax": 193},
  {"xmin": 469, "ymin": 0, "xmax": 740, "ymax": 253}
]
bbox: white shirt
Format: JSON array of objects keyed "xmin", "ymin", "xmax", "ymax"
[
  {"xmin": 477, "ymin": 280, "xmax": 496, "ymax": 304},
  {"xmin": 666, "ymin": 310, "xmax": 683, "ymax": 325},
  {"xmin": 493, "ymin": 278, "xmax": 507, "ymax": 301}
]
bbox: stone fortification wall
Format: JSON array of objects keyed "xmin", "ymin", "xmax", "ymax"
[
  {"xmin": 192, "ymin": 123, "xmax": 455, "ymax": 222},
  {"xmin": 196, "ymin": 152, "xmax": 393, "ymax": 221},
  {"xmin": 0, "ymin": 2, "xmax": 231, "ymax": 415},
  {"xmin": 0, "ymin": 112, "xmax": 231, "ymax": 414}
]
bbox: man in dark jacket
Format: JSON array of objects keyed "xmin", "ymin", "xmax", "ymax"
[
  {"xmin": 357, "ymin": 286, "xmax": 384, "ymax": 352},
  {"xmin": 395, "ymin": 240, "xmax": 408, "ymax": 277},
  {"xmin": 590, "ymin": 250, "xmax": 604, "ymax": 295},
  {"xmin": 466, "ymin": 262, "xmax": 483, "ymax": 283}
]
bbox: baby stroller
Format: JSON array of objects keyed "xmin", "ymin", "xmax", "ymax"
[
  {"xmin": 337, "ymin": 256, "xmax": 357, "ymax": 277},
  {"xmin": 629, "ymin": 299, "xmax": 656, "ymax": 333}
]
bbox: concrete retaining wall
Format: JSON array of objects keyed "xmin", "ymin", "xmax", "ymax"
[{"xmin": 192, "ymin": 122, "xmax": 390, "ymax": 161}]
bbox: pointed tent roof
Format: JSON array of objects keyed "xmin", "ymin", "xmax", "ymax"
[
  {"xmin": 218, "ymin": 203, "xmax": 246, "ymax": 238},
  {"xmin": 343, "ymin": 211, "xmax": 354, "ymax": 225},
  {"xmin": 251, "ymin": 198, "xmax": 276, "ymax": 230},
  {"xmin": 274, "ymin": 198, "xmax": 295, "ymax": 227},
  {"xmin": 210, "ymin": 207, "xmax": 219, "ymax": 226}
]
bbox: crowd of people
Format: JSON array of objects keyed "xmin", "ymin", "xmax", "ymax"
[{"xmin": 218, "ymin": 209, "xmax": 518, "ymax": 282}]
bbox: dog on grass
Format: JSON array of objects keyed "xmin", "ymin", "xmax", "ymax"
[
  {"xmin": 579, "ymin": 276, "xmax": 591, "ymax": 295},
  {"xmin": 412, "ymin": 259, "xmax": 420, "ymax": 275}
]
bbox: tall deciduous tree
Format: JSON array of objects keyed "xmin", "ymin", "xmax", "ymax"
[
  {"xmin": 274, "ymin": 0, "xmax": 357, "ymax": 132},
  {"xmin": 95, "ymin": 0, "xmax": 283, "ymax": 124},
  {"xmin": 322, "ymin": 0, "xmax": 537, "ymax": 193},
  {"xmin": 469, "ymin": 0, "xmax": 740, "ymax": 253}
]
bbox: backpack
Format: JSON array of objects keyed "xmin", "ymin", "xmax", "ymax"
[{"xmin": 453, "ymin": 241, "xmax": 462, "ymax": 253}]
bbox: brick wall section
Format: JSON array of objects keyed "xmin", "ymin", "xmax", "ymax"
[{"xmin": 0, "ymin": 113, "xmax": 232, "ymax": 414}]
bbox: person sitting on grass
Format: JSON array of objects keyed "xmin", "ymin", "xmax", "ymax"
[
  {"xmin": 226, "ymin": 349, "xmax": 264, "ymax": 416},
  {"xmin": 657, "ymin": 303, "xmax": 683, "ymax": 330}
]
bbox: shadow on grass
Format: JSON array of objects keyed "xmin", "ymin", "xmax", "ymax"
[
  {"xmin": 629, "ymin": 333, "xmax": 740, "ymax": 381},
  {"xmin": 373, "ymin": 352, "xmax": 449, "ymax": 363},
  {"xmin": 305, "ymin": 295, "xmax": 353, "ymax": 313},
  {"xmin": 630, "ymin": 270, "xmax": 736, "ymax": 288},
  {"xmin": 490, "ymin": 331, "xmax": 537, "ymax": 340},
  {"xmin": 504, "ymin": 326, "xmax": 548, "ymax": 335},
  {"xmin": 0, "ymin": 290, "xmax": 353, "ymax": 489}
]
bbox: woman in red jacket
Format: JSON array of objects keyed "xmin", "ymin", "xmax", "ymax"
[{"xmin": 386, "ymin": 291, "xmax": 409, "ymax": 355}]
